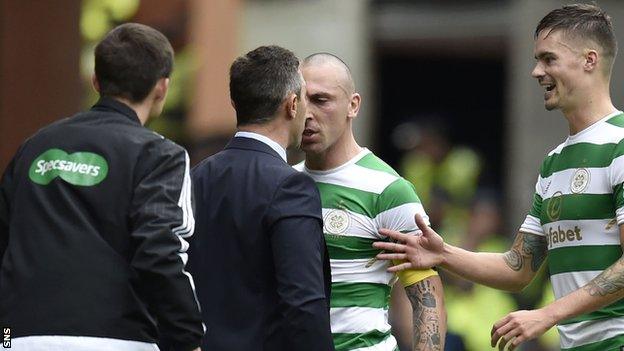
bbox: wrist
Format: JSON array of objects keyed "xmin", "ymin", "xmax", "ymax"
[
  {"xmin": 440, "ymin": 242, "xmax": 453, "ymax": 268},
  {"xmin": 540, "ymin": 303, "xmax": 563, "ymax": 327}
]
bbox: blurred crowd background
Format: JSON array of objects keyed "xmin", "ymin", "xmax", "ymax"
[{"xmin": 3, "ymin": 0, "xmax": 624, "ymax": 350}]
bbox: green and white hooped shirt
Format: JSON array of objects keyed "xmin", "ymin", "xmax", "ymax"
[
  {"xmin": 296, "ymin": 148, "xmax": 430, "ymax": 351},
  {"xmin": 521, "ymin": 111, "xmax": 624, "ymax": 351}
]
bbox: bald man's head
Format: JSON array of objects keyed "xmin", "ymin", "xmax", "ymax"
[{"xmin": 303, "ymin": 53, "xmax": 355, "ymax": 94}]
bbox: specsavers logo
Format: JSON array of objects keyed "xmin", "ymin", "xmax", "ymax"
[{"xmin": 28, "ymin": 148, "xmax": 108, "ymax": 186}]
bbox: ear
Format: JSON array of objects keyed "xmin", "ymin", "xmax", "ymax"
[
  {"xmin": 347, "ymin": 93, "xmax": 361, "ymax": 119},
  {"xmin": 583, "ymin": 49, "xmax": 598, "ymax": 72},
  {"xmin": 92, "ymin": 74, "xmax": 101, "ymax": 93},
  {"xmin": 286, "ymin": 93, "xmax": 298, "ymax": 120},
  {"xmin": 153, "ymin": 77, "xmax": 170, "ymax": 102}
]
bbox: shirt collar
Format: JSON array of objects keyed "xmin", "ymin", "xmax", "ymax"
[
  {"xmin": 234, "ymin": 131, "xmax": 287, "ymax": 162},
  {"xmin": 91, "ymin": 96, "xmax": 141, "ymax": 125}
]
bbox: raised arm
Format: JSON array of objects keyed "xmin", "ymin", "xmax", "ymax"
[{"xmin": 374, "ymin": 214, "xmax": 547, "ymax": 292}]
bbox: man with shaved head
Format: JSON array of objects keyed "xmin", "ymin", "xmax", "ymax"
[{"xmin": 294, "ymin": 53, "xmax": 447, "ymax": 351}]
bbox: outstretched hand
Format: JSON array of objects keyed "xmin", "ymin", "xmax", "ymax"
[{"xmin": 372, "ymin": 213, "xmax": 445, "ymax": 272}]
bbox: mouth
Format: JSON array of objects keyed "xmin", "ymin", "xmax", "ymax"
[
  {"xmin": 545, "ymin": 84, "xmax": 555, "ymax": 92},
  {"xmin": 303, "ymin": 128, "xmax": 317, "ymax": 137}
]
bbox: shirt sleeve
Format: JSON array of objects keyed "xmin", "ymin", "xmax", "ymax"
[
  {"xmin": 519, "ymin": 176, "xmax": 544, "ymax": 235},
  {"xmin": 608, "ymin": 139, "xmax": 624, "ymax": 225},
  {"xmin": 129, "ymin": 143, "xmax": 204, "ymax": 351},
  {"xmin": 376, "ymin": 178, "xmax": 437, "ymax": 287}
]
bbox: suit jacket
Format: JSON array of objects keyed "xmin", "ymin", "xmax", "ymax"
[{"xmin": 189, "ymin": 136, "xmax": 334, "ymax": 351}]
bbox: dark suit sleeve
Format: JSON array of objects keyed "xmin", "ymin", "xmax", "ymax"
[
  {"xmin": 129, "ymin": 143, "xmax": 203, "ymax": 351},
  {"xmin": 267, "ymin": 172, "xmax": 335, "ymax": 351}
]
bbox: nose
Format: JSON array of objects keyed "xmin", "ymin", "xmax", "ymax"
[{"xmin": 531, "ymin": 62, "xmax": 544, "ymax": 79}]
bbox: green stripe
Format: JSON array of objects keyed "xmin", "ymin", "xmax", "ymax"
[
  {"xmin": 548, "ymin": 245, "xmax": 622, "ymax": 275},
  {"xmin": 541, "ymin": 194, "xmax": 614, "ymax": 224},
  {"xmin": 605, "ymin": 113, "xmax": 624, "ymax": 127},
  {"xmin": 356, "ymin": 153, "xmax": 400, "ymax": 177},
  {"xmin": 377, "ymin": 178, "xmax": 421, "ymax": 214},
  {"xmin": 530, "ymin": 193, "xmax": 543, "ymax": 218},
  {"xmin": 330, "ymin": 282, "xmax": 391, "ymax": 308},
  {"xmin": 561, "ymin": 299, "xmax": 624, "ymax": 325},
  {"xmin": 326, "ymin": 234, "xmax": 382, "ymax": 260},
  {"xmin": 614, "ymin": 183, "xmax": 624, "ymax": 209},
  {"xmin": 540, "ymin": 143, "xmax": 619, "ymax": 178},
  {"xmin": 333, "ymin": 329, "xmax": 392, "ymax": 350},
  {"xmin": 561, "ymin": 333, "xmax": 624, "ymax": 351},
  {"xmin": 317, "ymin": 182, "xmax": 377, "ymax": 218}
]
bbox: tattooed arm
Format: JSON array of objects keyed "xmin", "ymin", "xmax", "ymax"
[
  {"xmin": 404, "ymin": 276, "xmax": 446, "ymax": 351},
  {"xmin": 490, "ymin": 226, "xmax": 624, "ymax": 350},
  {"xmin": 375, "ymin": 215, "xmax": 547, "ymax": 292}
]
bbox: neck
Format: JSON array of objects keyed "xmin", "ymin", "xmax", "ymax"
[
  {"xmin": 238, "ymin": 120, "xmax": 289, "ymax": 151},
  {"xmin": 113, "ymin": 97, "xmax": 152, "ymax": 125},
  {"xmin": 305, "ymin": 133, "xmax": 362, "ymax": 170},
  {"xmin": 564, "ymin": 84, "xmax": 616, "ymax": 135}
]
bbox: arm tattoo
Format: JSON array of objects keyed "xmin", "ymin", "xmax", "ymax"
[
  {"xmin": 522, "ymin": 233, "xmax": 548, "ymax": 272},
  {"xmin": 584, "ymin": 257, "xmax": 624, "ymax": 297},
  {"xmin": 406, "ymin": 280, "xmax": 441, "ymax": 351},
  {"xmin": 503, "ymin": 232, "xmax": 547, "ymax": 272}
]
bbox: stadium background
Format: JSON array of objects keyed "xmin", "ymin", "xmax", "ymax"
[{"xmin": 2, "ymin": 0, "xmax": 624, "ymax": 350}]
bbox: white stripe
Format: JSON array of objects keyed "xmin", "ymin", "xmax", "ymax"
[
  {"xmin": 617, "ymin": 207, "xmax": 624, "ymax": 225},
  {"xmin": 351, "ymin": 335, "xmax": 398, "ymax": 351},
  {"xmin": 330, "ymin": 306, "xmax": 391, "ymax": 334},
  {"xmin": 550, "ymin": 270, "xmax": 602, "ymax": 299},
  {"xmin": 306, "ymin": 163, "xmax": 398, "ymax": 195},
  {"xmin": 173, "ymin": 152, "xmax": 195, "ymax": 237},
  {"xmin": 540, "ymin": 167, "xmax": 611, "ymax": 200},
  {"xmin": 543, "ymin": 219, "xmax": 620, "ymax": 250},
  {"xmin": 558, "ymin": 315, "xmax": 624, "ymax": 349},
  {"xmin": 322, "ymin": 207, "xmax": 378, "ymax": 239},
  {"xmin": 331, "ymin": 259, "xmax": 394, "ymax": 285},
  {"xmin": 520, "ymin": 215, "xmax": 544, "ymax": 236},
  {"xmin": 322, "ymin": 203, "xmax": 428, "ymax": 240},
  {"xmin": 375, "ymin": 202, "xmax": 429, "ymax": 233},
  {"xmin": 547, "ymin": 111, "xmax": 624, "ymax": 157},
  {"xmin": 11, "ymin": 336, "xmax": 159, "ymax": 351},
  {"xmin": 168, "ymin": 152, "xmax": 204, "ymax": 332},
  {"xmin": 608, "ymin": 154, "xmax": 624, "ymax": 187}
]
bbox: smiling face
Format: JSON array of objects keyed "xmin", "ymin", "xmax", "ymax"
[
  {"xmin": 531, "ymin": 29, "xmax": 587, "ymax": 112},
  {"xmin": 301, "ymin": 62, "xmax": 358, "ymax": 156}
]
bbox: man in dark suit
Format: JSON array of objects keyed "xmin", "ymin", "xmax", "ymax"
[{"xmin": 189, "ymin": 45, "xmax": 334, "ymax": 351}]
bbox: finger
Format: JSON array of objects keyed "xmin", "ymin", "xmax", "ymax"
[
  {"xmin": 372, "ymin": 241, "xmax": 407, "ymax": 252},
  {"xmin": 378, "ymin": 228, "xmax": 409, "ymax": 242},
  {"xmin": 491, "ymin": 319, "xmax": 513, "ymax": 347},
  {"xmin": 508, "ymin": 335, "xmax": 525, "ymax": 351},
  {"xmin": 414, "ymin": 213, "xmax": 429, "ymax": 234},
  {"xmin": 375, "ymin": 253, "xmax": 406, "ymax": 261},
  {"xmin": 499, "ymin": 329, "xmax": 520, "ymax": 351},
  {"xmin": 387, "ymin": 262, "xmax": 412, "ymax": 272},
  {"xmin": 492, "ymin": 315, "xmax": 512, "ymax": 333}
]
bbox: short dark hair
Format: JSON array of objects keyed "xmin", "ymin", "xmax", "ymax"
[
  {"xmin": 229, "ymin": 45, "xmax": 302, "ymax": 126},
  {"xmin": 95, "ymin": 23, "xmax": 174, "ymax": 102},
  {"xmin": 535, "ymin": 3, "xmax": 617, "ymax": 64}
]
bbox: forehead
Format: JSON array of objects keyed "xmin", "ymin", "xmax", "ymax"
[
  {"xmin": 302, "ymin": 64, "xmax": 346, "ymax": 94},
  {"xmin": 534, "ymin": 29, "xmax": 578, "ymax": 56}
]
